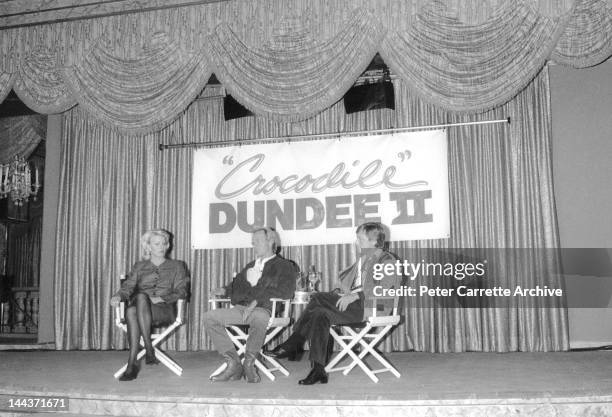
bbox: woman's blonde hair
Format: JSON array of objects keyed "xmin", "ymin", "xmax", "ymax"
[{"xmin": 141, "ymin": 229, "xmax": 171, "ymax": 259}]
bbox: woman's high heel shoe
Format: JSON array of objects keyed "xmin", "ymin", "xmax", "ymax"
[
  {"xmin": 119, "ymin": 366, "xmax": 139, "ymax": 381},
  {"xmin": 145, "ymin": 350, "xmax": 160, "ymax": 365}
]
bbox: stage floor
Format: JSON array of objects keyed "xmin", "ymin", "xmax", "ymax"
[{"xmin": 1, "ymin": 350, "xmax": 611, "ymax": 416}]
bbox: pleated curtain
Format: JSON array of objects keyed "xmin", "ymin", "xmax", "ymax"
[
  {"xmin": 0, "ymin": 115, "xmax": 46, "ymax": 164},
  {"xmin": 54, "ymin": 66, "xmax": 568, "ymax": 352},
  {"xmin": 0, "ymin": 115, "xmax": 46, "ymax": 289},
  {"xmin": 0, "ymin": 0, "xmax": 610, "ymax": 133},
  {"xmin": 6, "ymin": 216, "xmax": 42, "ymax": 288}
]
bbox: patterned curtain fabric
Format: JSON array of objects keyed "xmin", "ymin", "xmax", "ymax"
[
  {"xmin": 0, "ymin": 73, "xmax": 14, "ymax": 104},
  {"xmin": 0, "ymin": 0, "xmax": 609, "ymax": 132},
  {"xmin": 209, "ymin": 10, "xmax": 385, "ymax": 121},
  {"xmin": 0, "ymin": 224, "xmax": 6, "ymax": 275},
  {"xmin": 7, "ymin": 217, "xmax": 43, "ymax": 288},
  {"xmin": 0, "ymin": 114, "xmax": 47, "ymax": 164},
  {"xmin": 13, "ymin": 48, "xmax": 76, "ymax": 114},
  {"xmin": 54, "ymin": 66, "xmax": 568, "ymax": 352},
  {"xmin": 380, "ymin": 0, "xmax": 567, "ymax": 112},
  {"xmin": 552, "ymin": 0, "xmax": 612, "ymax": 67},
  {"xmin": 64, "ymin": 33, "xmax": 212, "ymax": 135}
]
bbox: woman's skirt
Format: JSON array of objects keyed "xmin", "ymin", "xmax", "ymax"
[{"xmin": 127, "ymin": 293, "xmax": 176, "ymax": 326}]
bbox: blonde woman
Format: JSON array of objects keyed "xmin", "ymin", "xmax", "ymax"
[{"xmin": 110, "ymin": 229, "xmax": 189, "ymax": 381}]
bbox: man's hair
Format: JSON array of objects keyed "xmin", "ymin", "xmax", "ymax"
[
  {"xmin": 252, "ymin": 226, "xmax": 281, "ymax": 252},
  {"xmin": 355, "ymin": 222, "xmax": 386, "ymax": 248}
]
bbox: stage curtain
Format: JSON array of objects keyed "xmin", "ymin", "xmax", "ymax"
[
  {"xmin": 390, "ymin": 66, "xmax": 567, "ymax": 353},
  {"xmin": 209, "ymin": 10, "xmax": 385, "ymax": 122},
  {"xmin": 0, "ymin": 0, "xmax": 609, "ymax": 131},
  {"xmin": 7, "ymin": 216, "xmax": 43, "ymax": 288},
  {"xmin": 552, "ymin": 0, "xmax": 612, "ymax": 67},
  {"xmin": 379, "ymin": 0, "xmax": 566, "ymax": 112},
  {"xmin": 54, "ymin": 65, "xmax": 568, "ymax": 352},
  {"xmin": 13, "ymin": 47, "xmax": 76, "ymax": 114},
  {"xmin": 0, "ymin": 72, "xmax": 14, "ymax": 104},
  {"xmin": 63, "ymin": 33, "xmax": 211, "ymax": 135},
  {"xmin": 0, "ymin": 115, "xmax": 46, "ymax": 164}
]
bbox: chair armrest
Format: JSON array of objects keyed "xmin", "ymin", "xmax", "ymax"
[
  {"xmin": 176, "ymin": 299, "xmax": 186, "ymax": 324},
  {"xmin": 115, "ymin": 299, "xmax": 187, "ymax": 325},
  {"xmin": 114, "ymin": 274, "xmax": 129, "ymax": 326},
  {"xmin": 367, "ymin": 315, "xmax": 400, "ymax": 326},
  {"xmin": 208, "ymin": 298, "xmax": 231, "ymax": 310},
  {"xmin": 369, "ymin": 306, "xmax": 398, "ymax": 318},
  {"xmin": 270, "ymin": 298, "xmax": 292, "ymax": 318},
  {"xmin": 114, "ymin": 302, "xmax": 125, "ymax": 326}
]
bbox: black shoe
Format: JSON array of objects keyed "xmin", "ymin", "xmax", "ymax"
[
  {"xmin": 298, "ymin": 366, "xmax": 328, "ymax": 385},
  {"xmin": 268, "ymin": 345, "xmax": 304, "ymax": 361},
  {"xmin": 119, "ymin": 366, "xmax": 139, "ymax": 381},
  {"xmin": 145, "ymin": 351, "xmax": 159, "ymax": 365}
]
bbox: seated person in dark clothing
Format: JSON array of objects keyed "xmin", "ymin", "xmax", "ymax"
[
  {"xmin": 203, "ymin": 226, "xmax": 296, "ymax": 383},
  {"xmin": 269, "ymin": 222, "xmax": 398, "ymax": 385},
  {"xmin": 110, "ymin": 229, "xmax": 190, "ymax": 381}
]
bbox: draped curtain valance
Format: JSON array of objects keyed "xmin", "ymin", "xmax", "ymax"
[
  {"xmin": 0, "ymin": 114, "xmax": 46, "ymax": 164},
  {"xmin": 0, "ymin": 0, "xmax": 610, "ymax": 133}
]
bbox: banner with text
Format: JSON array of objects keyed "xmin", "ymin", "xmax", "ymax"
[{"xmin": 192, "ymin": 130, "xmax": 449, "ymax": 249}]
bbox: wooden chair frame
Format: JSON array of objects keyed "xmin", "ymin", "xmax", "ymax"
[
  {"xmin": 325, "ymin": 305, "xmax": 401, "ymax": 383},
  {"xmin": 208, "ymin": 297, "xmax": 291, "ymax": 381},
  {"xmin": 113, "ymin": 299, "xmax": 186, "ymax": 378}
]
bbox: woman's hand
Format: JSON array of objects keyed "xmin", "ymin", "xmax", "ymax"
[
  {"xmin": 110, "ymin": 295, "xmax": 121, "ymax": 307},
  {"xmin": 336, "ymin": 293, "xmax": 359, "ymax": 311}
]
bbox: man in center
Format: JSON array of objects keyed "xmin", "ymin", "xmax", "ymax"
[
  {"xmin": 203, "ymin": 226, "xmax": 296, "ymax": 383},
  {"xmin": 269, "ymin": 222, "xmax": 399, "ymax": 385}
]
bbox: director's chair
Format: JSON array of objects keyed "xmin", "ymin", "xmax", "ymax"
[
  {"xmin": 208, "ymin": 297, "xmax": 292, "ymax": 381},
  {"xmin": 113, "ymin": 298, "xmax": 187, "ymax": 378},
  {"xmin": 325, "ymin": 273, "xmax": 402, "ymax": 383}
]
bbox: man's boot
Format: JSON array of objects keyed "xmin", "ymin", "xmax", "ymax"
[
  {"xmin": 210, "ymin": 350, "xmax": 244, "ymax": 382},
  {"xmin": 243, "ymin": 351, "xmax": 261, "ymax": 383}
]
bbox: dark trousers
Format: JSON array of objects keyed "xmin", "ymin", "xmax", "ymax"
[{"xmin": 288, "ymin": 292, "xmax": 363, "ymax": 366}]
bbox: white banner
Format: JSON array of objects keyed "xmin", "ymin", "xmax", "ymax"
[{"xmin": 192, "ymin": 130, "xmax": 449, "ymax": 249}]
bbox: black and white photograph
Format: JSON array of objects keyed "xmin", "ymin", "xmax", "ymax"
[{"xmin": 0, "ymin": 1, "xmax": 611, "ymax": 416}]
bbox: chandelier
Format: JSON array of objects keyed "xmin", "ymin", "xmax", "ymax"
[{"xmin": 0, "ymin": 155, "xmax": 41, "ymax": 206}]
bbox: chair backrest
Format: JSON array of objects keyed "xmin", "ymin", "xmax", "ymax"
[
  {"xmin": 269, "ymin": 298, "xmax": 291, "ymax": 319},
  {"xmin": 363, "ymin": 263, "xmax": 402, "ymax": 318}
]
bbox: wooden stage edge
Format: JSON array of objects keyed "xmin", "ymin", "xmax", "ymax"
[
  {"xmin": 0, "ymin": 350, "xmax": 611, "ymax": 416},
  {"xmin": 1, "ymin": 392, "xmax": 611, "ymax": 417}
]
